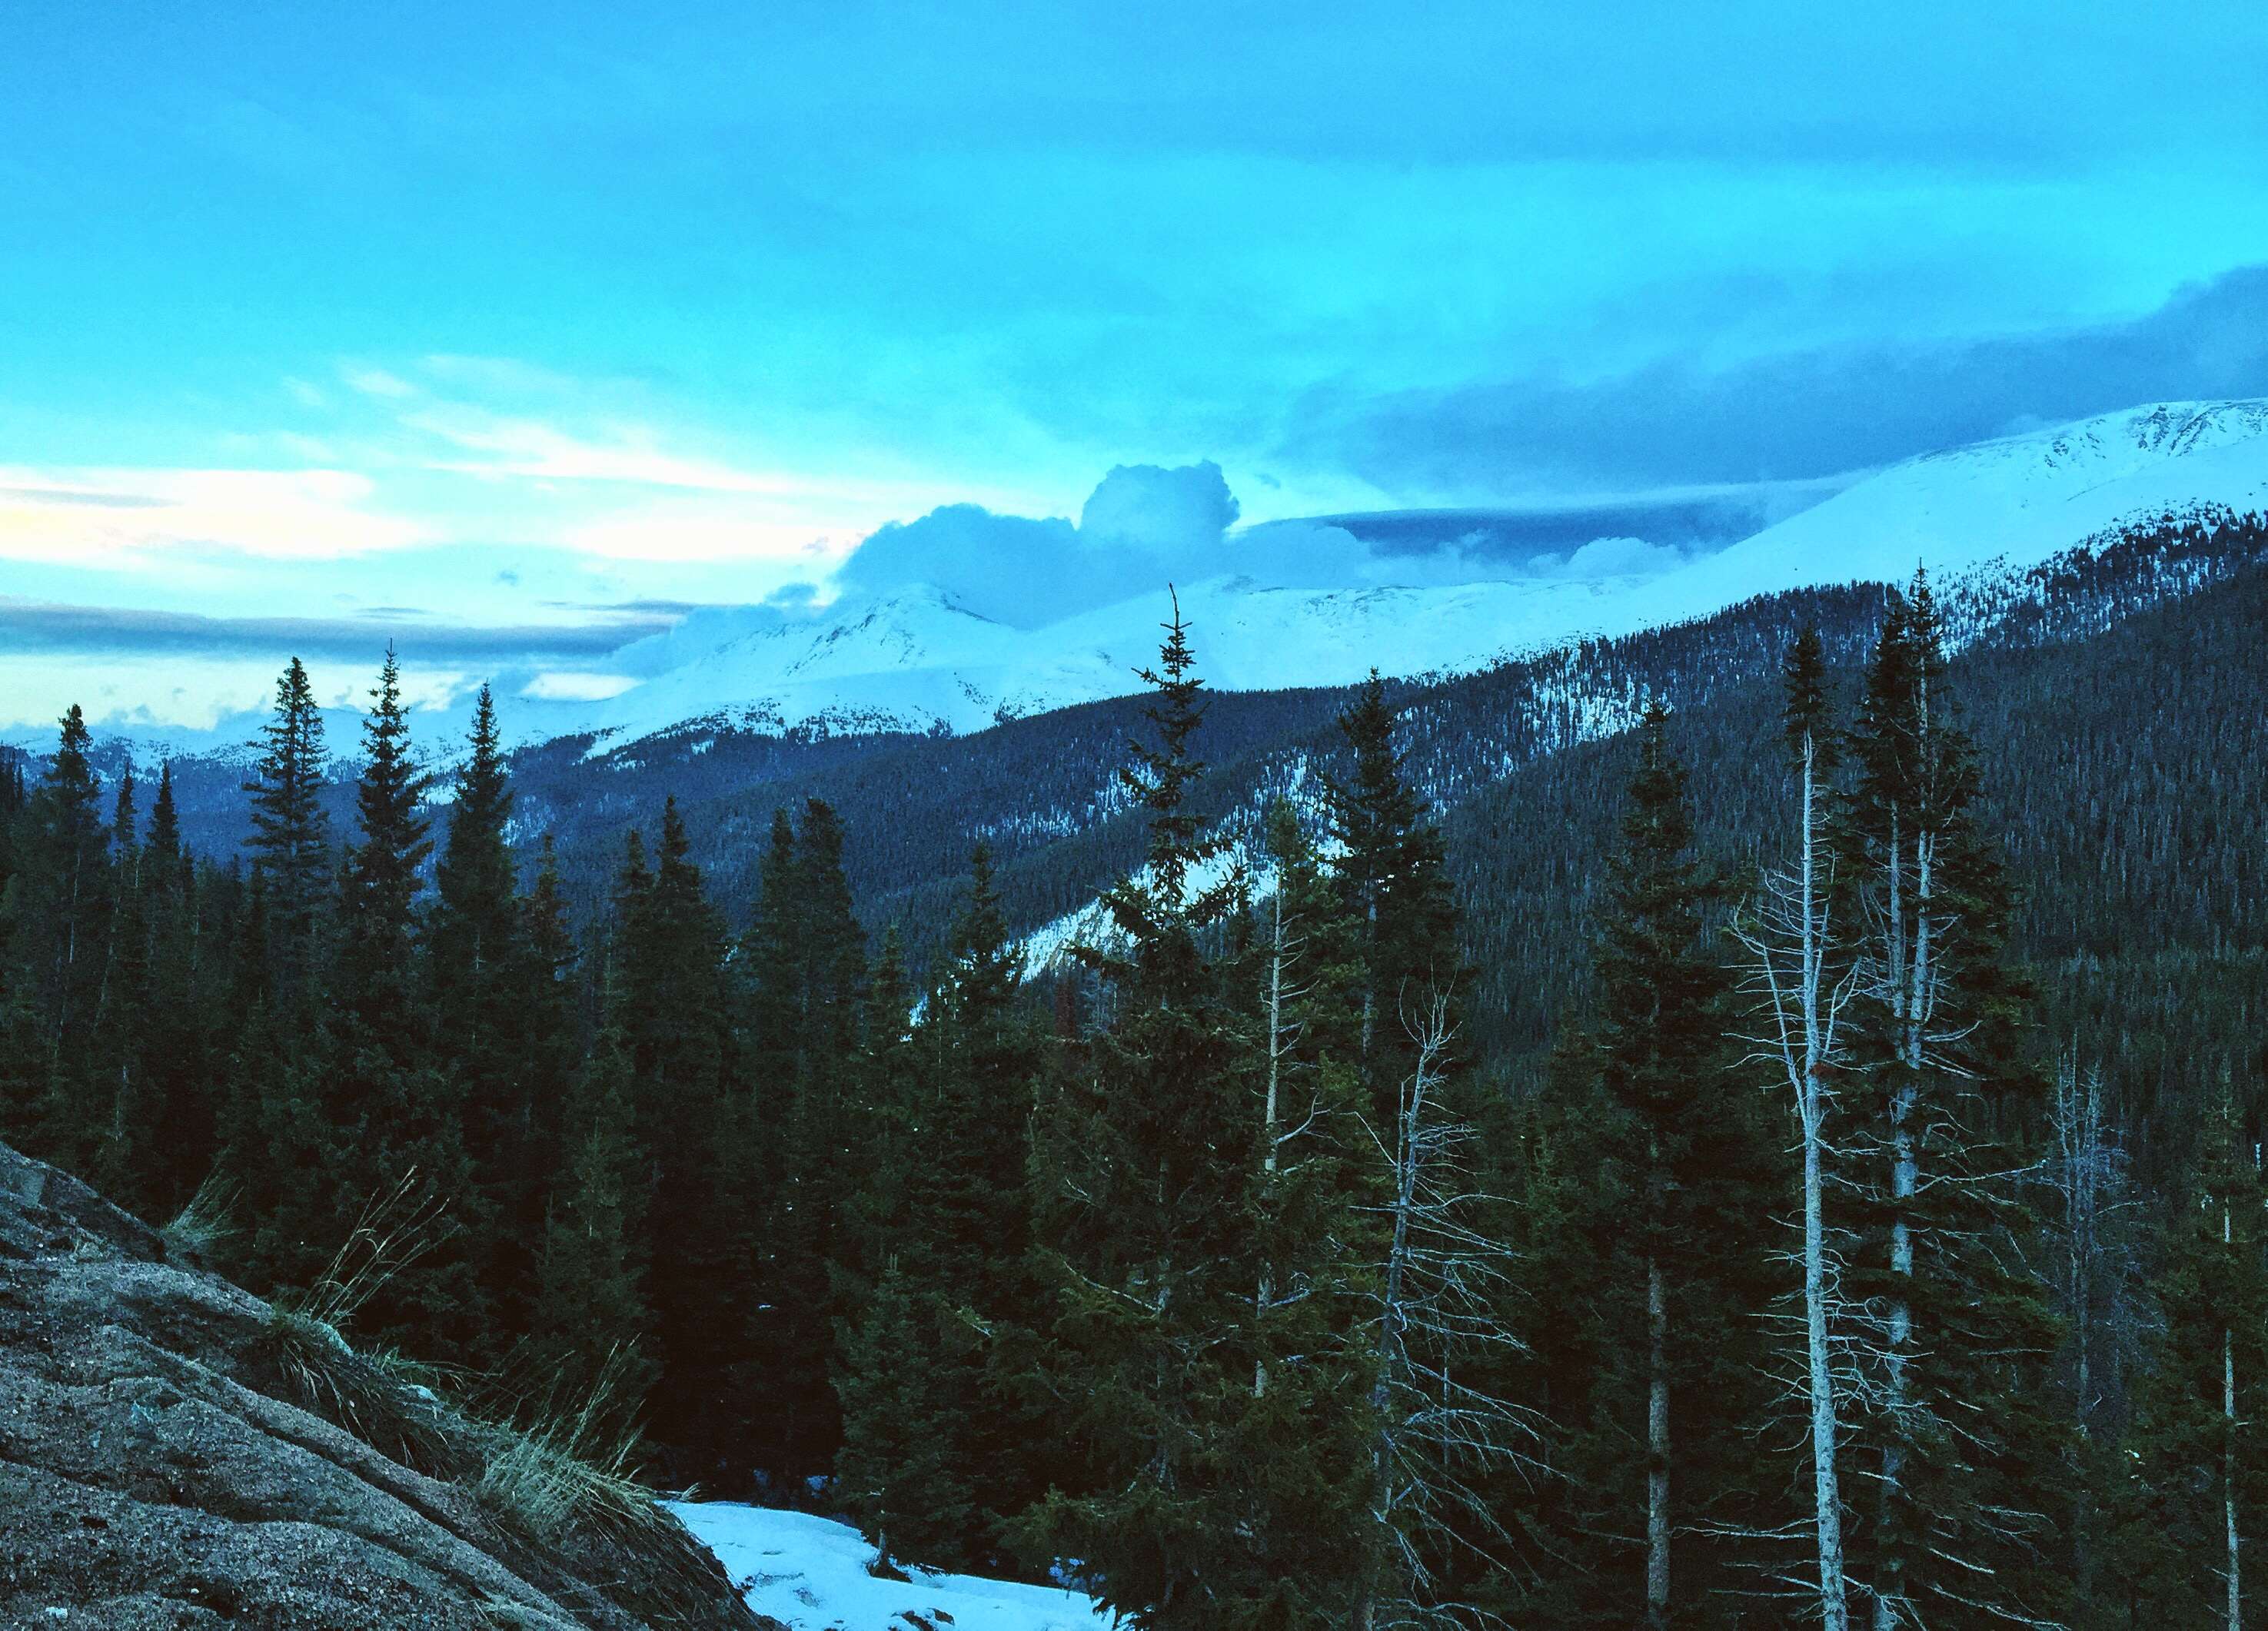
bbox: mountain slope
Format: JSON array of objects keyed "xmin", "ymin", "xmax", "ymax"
[{"xmin": 569, "ymin": 399, "xmax": 2268, "ymax": 743}]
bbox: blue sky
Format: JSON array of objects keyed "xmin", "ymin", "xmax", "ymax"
[{"xmin": 5, "ymin": 2, "xmax": 2268, "ymax": 729}]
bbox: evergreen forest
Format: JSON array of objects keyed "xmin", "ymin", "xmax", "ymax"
[{"xmin": 5, "ymin": 528, "xmax": 2266, "ymax": 1629}]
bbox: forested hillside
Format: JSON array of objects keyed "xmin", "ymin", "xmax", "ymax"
[{"xmin": 2, "ymin": 514, "xmax": 2265, "ymax": 1627}]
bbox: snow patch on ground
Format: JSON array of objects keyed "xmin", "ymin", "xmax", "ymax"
[{"xmin": 669, "ymin": 1502, "xmax": 1115, "ymax": 1631}]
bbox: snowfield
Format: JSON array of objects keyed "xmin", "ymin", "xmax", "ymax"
[
  {"xmin": 669, "ymin": 1502, "xmax": 1116, "ymax": 1631},
  {"xmin": 569, "ymin": 398, "xmax": 2268, "ymax": 746},
  {"xmin": 35, "ymin": 397, "xmax": 2268, "ymax": 769}
]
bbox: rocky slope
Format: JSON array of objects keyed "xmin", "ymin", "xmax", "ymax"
[{"xmin": 0, "ymin": 1141, "xmax": 773, "ymax": 1631}]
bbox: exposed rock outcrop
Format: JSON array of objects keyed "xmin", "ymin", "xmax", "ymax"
[{"xmin": 0, "ymin": 1141, "xmax": 775, "ymax": 1629}]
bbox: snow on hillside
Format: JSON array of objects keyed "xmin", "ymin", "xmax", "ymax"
[
  {"xmin": 570, "ymin": 400, "xmax": 2268, "ymax": 749},
  {"xmin": 670, "ymin": 1502, "xmax": 1112, "ymax": 1631},
  {"xmin": 32, "ymin": 399, "xmax": 2266, "ymax": 770},
  {"xmin": 1607, "ymin": 399, "xmax": 2268, "ymax": 630}
]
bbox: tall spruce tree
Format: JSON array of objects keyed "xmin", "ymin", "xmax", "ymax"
[
  {"xmin": 328, "ymin": 648, "xmax": 486, "ymax": 1359},
  {"xmin": 839, "ymin": 849, "xmax": 1051, "ymax": 1570},
  {"xmin": 0, "ymin": 706, "xmax": 112, "ymax": 1159},
  {"xmin": 1838, "ymin": 576, "xmax": 2067, "ymax": 1629},
  {"xmin": 1731, "ymin": 626, "xmax": 1857, "ymax": 1630},
  {"xmin": 1588, "ymin": 702, "xmax": 1783, "ymax": 1628},
  {"xmin": 614, "ymin": 799, "xmax": 750, "ymax": 1477},
  {"xmin": 243, "ymin": 656, "xmax": 331, "ymax": 1008},
  {"xmin": 431, "ymin": 685, "xmax": 544, "ymax": 1329},
  {"xmin": 131, "ymin": 762, "xmax": 217, "ymax": 1216},
  {"xmin": 1326, "ymin": 672, "xmax": 1459, "ymax": 1132},
  {"xmin": 2109, "ymin": 1077, "xmax": 2267, "ymax": 1629},
  {"xmin": 1024, "ymin": 603, "xmax": 1375, "ymax": 1628},
  {"xmin": 744, "ymin": 798, "xmax": 870, "ymax": 1484},
  {"xmin": 88, "ymin": 765, "xmax": 152, "ymax": 1195}
]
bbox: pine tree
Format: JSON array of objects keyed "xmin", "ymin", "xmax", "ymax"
[
  {"xmin": 1838, "ymin": 576, "xmax": 2068, "ymax": 1629},
  {"xmin": 531, "ymin": 1029, "xmax": 657, "ymax": 1416},
  {"xmin": 741, "ymin": 798, "xmax": 870, "ymax": 1484},
  {"xmin": 833, "ymin": 1261, "xmax": 979, "ymax": 1571},
  {"xmin": 1588, "ymin": 702, "xmax": 1783, "ymax": 1627},
  {"xmin": 431, "ymin": 685, "xmax": 543, "ymax": 1330},
  {"xmin": 612, "ymin": 799, "xmax": 750, "ymax": 1477},
  {"xmin": 1025, "ymin": 602, "xmax": 1372, "ymax": 1627},
  {"xmin": 134, "ymin": 763, "xmax": 218, "ymax": 1216},
  {"xmin": 1326, "ymin": 673, "xmax": 1459, "ymax": 1132},
  {"xmin": 243, "ymin": 657, "xmax": 331, "ymax": 1008},
  {"xmin": 0, "ymin": 706, "xmax": 112, "ymax": 1158},
  {"xmin": 323, "ymin": 649, "xmax": 487, "ymax": 1359},
  {"xmin": 512, "ymin": 833, "xmax": 584, "ymax": 1257},
  {"xmin": 89, "ymin": 765, "xmax": 154, "ymax": 1197},
  {"xmin": 863, "ymin": 850, "xmax": 1051, "ymax": 1568},
  {"xmin": 2110, "ymin": 1078, "xmax": 2267, "ymax": 1628},
  {"xmin": 1731, "ymin": 626, "xmax": 1856, "ymax": 1631}
]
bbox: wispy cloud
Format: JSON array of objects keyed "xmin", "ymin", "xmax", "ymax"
[
  {"xmin": 519, "ymin": 670, "xmax": 640, "ymax": 701},
  {"xmin": 0, "ymin": 466, "xmax": 422, "ymax": 563},
  {"xmin": 0, "ymin": 597, "xmax": 674, "ymax": 659},
  {"xmin": 404, "ymin": 406, "xmax": 800, "ymax": 493}
]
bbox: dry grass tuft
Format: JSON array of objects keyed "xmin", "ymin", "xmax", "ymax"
[
  {"xmin": 475, "ymin": 1347, "xmax": 672, "ymax": 1543},
  {"xmin": 161, "ymin": 1174, "xmax": 239, "ymax": 1264}
]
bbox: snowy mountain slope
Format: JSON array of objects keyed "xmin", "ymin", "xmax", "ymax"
[
  {"xmin": 1606, "ymin": 399, "xmax": 2268, "ymax": 629},
  {"xmin": 28, "ymin": 399, "xmax": 2265, "ymax": 773},
  {"xmin": 570, "ymin": 400, "xmax": 2268, "ymax": 747},
  {"xmin": 671, "ymin": 1503, "xmax": 1111, "ymax": 1631}
]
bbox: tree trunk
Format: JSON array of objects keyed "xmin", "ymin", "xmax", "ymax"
[
  {"xmin": 1257, "ymin": 889, "xmax": 1285, "ymax": 1400},
  {"xmin": 1647, "ymin": 1253, "xmax": 1671, "ymax": 1631},
  {"xmin": 1797, "ymin": 744, "xmax": 1850, "ymax": 1631},
  {"xmin": 2229, "ymin": 1196, "xmax": 2242, "ymax": 1631}
]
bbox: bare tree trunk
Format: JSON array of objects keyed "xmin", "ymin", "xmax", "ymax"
[
  {"xmin": 1804, "ymin": 1095, "xmax": 1847, "ymax": 1631},
  {"xmin": 1871, "ymin": 802, "xmax": 1929, "ymax": 1631},
  {"xmin": 1797, "ymin": 736, "xmax": 1851, "ymax": 1631},
  {"xmin": 2230, "ymin": 1195, "xmax": 2243, "ymax": 1631},
  {"xmin": 1647, "ymin": 1252, "xmax": 1671, "ymax": 1631},
  {"xmin": 1738, "ymin": 727, "xmax": 1851, "ymax": 1630},
  {"xmin": 1258, "ymin": 887, "xmax": 1285, "ymax": 1399}
]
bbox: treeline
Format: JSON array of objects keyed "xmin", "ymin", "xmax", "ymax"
[{"xmin": 0, "ymin": 583, "xmax": 2260, "ymax": 1629}]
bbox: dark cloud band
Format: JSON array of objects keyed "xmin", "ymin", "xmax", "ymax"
[
  {"xmin": 1286, "ymin": 263, "xmax": 2268, "ymax": 495},
  {"xmin": 0, "ymin": 600, "xmax": 674, "ymax": 661}
]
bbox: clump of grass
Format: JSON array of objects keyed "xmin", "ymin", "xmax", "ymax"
[
  {"xmin": 474, "ymin": 1347, "xmax": 671, "ymax": 1543},
  {"xmin": 254, "ymin": 1172, "xmax": 469, "ymax": 1476},
  {"xmin": 161, "ymin": 1173, "xmax": 239, "ymax": 1264}
]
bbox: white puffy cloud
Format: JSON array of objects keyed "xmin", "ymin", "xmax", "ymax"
[
  {"xmin": 1529, "ymin": 535, "xmax": 1688, "ymax": 580},
  {"xmin": 1079, "ymin": 461, "xmax": 1240, "ymax": 552},
  {"xmin": 828, "ymin": 461, "xmax": 1714, "ymax": 628},
  {"xmin": 833, "ymin": 462, "xmax": 1242, "ymax": 628}
]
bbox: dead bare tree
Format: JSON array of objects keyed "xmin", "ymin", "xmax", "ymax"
[
  {"xmin": 1355, "ymin": 991, "xmax": 1531, "ymax": 1631},
  {"xmin": 1730, "ymin": 626, "xmax": 1855, "ymax": 1631},
  {"xmin": 1732, "ymin": 762, "xmax": 1858, "ymax": 1630}
]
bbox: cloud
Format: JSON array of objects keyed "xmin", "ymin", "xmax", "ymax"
[
  {"xmin": 342, "ymin": 366, "xmax": 417, "ymax": 399},
  {"xmin": 834, "ymin": 462, "xmax": 1241, "ymax": 627},
  {"xmin": 1285, "ymin": 262, "xmax": 2268, "ymax": 495},
  {"xmin": 405, "ymin": 407, "xmax": 802, "ymax": 493},
  {"xmin": 1079, "ymin": 462, "xmax": 1240, "ymax": 550},
  {"xmin": 1530, "ymin": 536, "xmax": 1688, "ymax": 580},
  {"xmin": 827, "ymin": 460, "xmax": 1757, "ymax": 626},
  {"xmin": 0, "ymin": 466, "xmax": 421, "ymax": 563},
  {"xmin": 0, "ymin": 599, "xmax": 673, "ymax": 661},
  {"xmin": 519, "ymin": 670, "xmax": 641, "ymax": 701}
]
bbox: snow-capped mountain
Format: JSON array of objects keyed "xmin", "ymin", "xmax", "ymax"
[{"xmin": 567, "ymin": 400, "xmax": 2268, "ymax": 748}]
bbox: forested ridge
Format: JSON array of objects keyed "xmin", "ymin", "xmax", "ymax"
[{"xmin": 2, "ymin": 513, "xmax": 2266, "ymax": 1627}]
